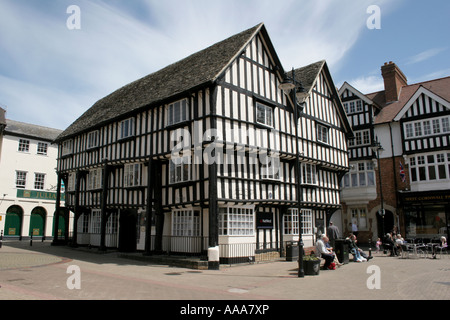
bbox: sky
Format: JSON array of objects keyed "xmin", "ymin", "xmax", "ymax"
[{"xmin": 0, "ymin": 0, "xmax": 449, "ymax": 131}]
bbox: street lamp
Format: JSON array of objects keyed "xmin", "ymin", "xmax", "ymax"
[
  {"xmin": 371, "ymin": 139, "xmax": 385, "ymax": 240},
  {"xmin": 279, "ymin": 68, "xmax": 305, "ymax": 277}
]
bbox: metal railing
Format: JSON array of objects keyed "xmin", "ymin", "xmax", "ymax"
[{"xmin": 74, "ymin": 233, "xmax": 290, "ymax": 264}]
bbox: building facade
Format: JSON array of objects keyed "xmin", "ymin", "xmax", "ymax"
[
  {"xmin": 55, "ymin": 24, "xmax": 351, "ymax": 263},
  {"xmin": 0, "ymin": 119, "xmax": 68, "ymax": 240},
  {"xmin": 339, "ymin": 62, "xmax": 450, "ymax": 243}
]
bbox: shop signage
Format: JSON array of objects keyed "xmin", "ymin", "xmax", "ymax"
[
  {"xmin": 16, "ymin": 189, "xmax": 65, "ymax": 201},
  {"xmin": 256, "ymin": 212, "xmax": 273, "ymax": 229}
]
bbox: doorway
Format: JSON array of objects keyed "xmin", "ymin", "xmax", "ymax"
[{"xmin": 377, "ymin": 210, "xmax": 394, "ymax": 238}]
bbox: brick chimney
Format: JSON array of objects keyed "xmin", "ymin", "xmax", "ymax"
[{"xmin": 381, "ymin": 61, "xmax": 407, "ymax": 103}]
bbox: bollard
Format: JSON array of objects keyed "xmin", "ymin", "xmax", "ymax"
[
  {"xmin": 30, "ymin": 234, "xmax": 33, "ymax": 246},
  {"xmin": 207, "ymin": 246, "xmax": 220, "ymax": 270}
]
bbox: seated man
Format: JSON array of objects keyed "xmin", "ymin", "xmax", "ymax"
[
  {"xmin": 347, "ymin": 234, "xmax": 372, "ymax": 262},
  {"xmin": 316, "ymin": 235, "xmax": 336, "ymax": 270}
]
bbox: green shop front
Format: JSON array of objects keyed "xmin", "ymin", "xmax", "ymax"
[{"xmin": 399, "ymin": 190, "xmax": 450, "ymax": 241}]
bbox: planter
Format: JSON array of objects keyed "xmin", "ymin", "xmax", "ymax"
[{"xmin": 303, "ymin": 259, "xmax": 321, "ymax": 275}]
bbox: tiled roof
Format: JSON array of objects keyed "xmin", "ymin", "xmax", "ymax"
[
  {"xmin": 56, "ymin": 23, "xmax": 265, "ymax": 141},
  {"xmin": 290, "ymin": 60, "xmax": 353, "ymax": 136},
  {"xmin": 5, "ymin": 119, "xmax": 62, "ymax": 141},
  {"xmin": 369, "ymin": 76, "xmax": 450, "ymax": 124}
]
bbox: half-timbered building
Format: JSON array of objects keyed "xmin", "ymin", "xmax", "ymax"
[
  {"xmin": 55, "ymin": 23, "xmax": 351, "ymax": 264},
  {"xmin": 339, "ymin": 61, "xmax": 450, "ymax": 243}
]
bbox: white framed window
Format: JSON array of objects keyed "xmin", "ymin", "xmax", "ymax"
[
  {"xmin": 432, "ymin": 119, "xmax": 440, "ymax": 134},
  {"xmin": 62, "ymin": 139, "xmax": 74, "ymax": 156},
  {"xmin": 348, "ymin": 101, "xmax": 355, "ymax": 113},
  {"xmin": 301, "ymin": 163, "xmax": 317, "ymax": 185},
  {"xmin": 405, "ymin": 123, "xmax": 413, "ymax": 138},
  {"xmin": 316, "ymin": 123, "xmax": 329, "ymax": 144},
  {"xmin": 37, "ymin": 142, "xmax": 48, "ymax": 155},
  {"xmin": 169, "ymin": 156, "xmax": 190, "ymax": 184},
  {"xmin": 256, "ymin": 102, "xmax": 273, "ymax": 127},
  {"xmin": 301, "ymin": 209, "xmax": 313, "ymax": 235},
  {"xmin": 172, "ymin": 209, "xmax": 200, "ymax": 236},
  {"xmin": 261, "ymin": 155, "xmax": 280, "ymax": 180},
  {"xmin": 443, "ymin": 117, "xmax": 450, "ymax": 133},
  {"xmin": 342, "ymin": 161, "xmax": 375, "ymax": 188},
  {"xmin": 219, "ymin": 206, "xmax": 254, "ymax": 236},
  {"xmin": 351, "ymin": 208, "xmax": 367, "ymax": 230},
  {"xmin": 87, "ymin": 130, "xmax": 99, "ymax": 149},
  {"xmin": 18, "ymin": 139, "xmax": 30, "ymax": 152},
  {"xmin": 106, "ymin": 212, "xmax": 118, "ymax": 234},
  {"xmin": 283, "ymin": 209, "xmax": 299, "ymax": 235},
  {"xmin": 167, "ymin": 99, "xmax": 188, "ymax": 126},
  {"xmin": 283, "ymin": 208, "xmax": 313, "ymax": 236},
  {"xmin": 119, "ymin": 118, "xmax": 134, "ymax": 140},
  {"xmin": 87, "ymin": 168, "xmax": 103, "ymax": 190},
  {"xmin": 356, "ymin": 100, "xmax": 363, "ymax": 112},
  {"xmin": 124, "ymin": 163, "xmax": 142, "ymax": 187},
  {"xmin": 78, "ymin": 213, "xmax": 90, "ymax": 233},
  {"xmin": 409, "ymin": 152, "xmax": 450, "ymax": 182},
  {"xmin": 353, "ymin": 130, "xmax": 371, "ymax": 146},
  {"xmin": 16, "ymin": 171, "xmax": 27, "ymax": 189},
  {"xmin": 404, "ymin": 116, "xmax": 450, "ymax": 138},
  {"xmin": 90, "ymin": 210, "xmax": 102, "ymax": 234},
  {"xmin": 34, "ymin": 173, "xmax": 45, "ymax": 190}
]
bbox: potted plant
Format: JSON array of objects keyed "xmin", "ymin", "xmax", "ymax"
[{"xmin": 303, "ymin": 254, "xmax": 321, "ymax": 275}]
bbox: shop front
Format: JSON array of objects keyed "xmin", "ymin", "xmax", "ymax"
[{"xmin": 399, "ymin": 190, "xmax": 450, "ymax": 241}]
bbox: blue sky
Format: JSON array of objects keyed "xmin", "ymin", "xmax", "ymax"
[{"xmin": 0, "ymin": 0, "xmax": 449, "ymax": 130}]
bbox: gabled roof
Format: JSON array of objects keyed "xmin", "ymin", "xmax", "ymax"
[
  {"xmin": 5, "ymin": 119, "xmax": 62, "ymax": 142},
  {"xmin": 368, "ymin": 76, "xmax": 450, "ymax": 124},
  {"xmin": 57, "ymin": 23, "xmax": 279, "ymax": 142},
  {"xmin": 393, "ymin": 85, "xmax": 450, "ymax": 121},
  {"xmin": 289, "ymin": 61, "xmax": 353, "ymax": 137},
  {"xmin": 338, "ymin": 81, "xmax": 376, "ymax": 107}
]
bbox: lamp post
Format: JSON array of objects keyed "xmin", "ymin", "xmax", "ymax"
[
  {"xmin": 279, "ymin": 68, "xmax": 305, "ymax": 278},
  {"xmin": 371, "ymin": 139, "xmax": 385, "ymax": 239}
]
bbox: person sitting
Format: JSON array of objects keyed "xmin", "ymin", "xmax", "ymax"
[
  {"xmin": 395, "ymin": 234, "xmax": 405, "ymax": 254},
  {"xmin": 384, "ymin": 233, "xmax": 398, "ymax": 256},
  {"xmin": 325, "ymin": 239, "xmax": 343, "ymax": 267},
  {"xmin": 347, "ymin": 234, "xmax": 366, "ymax": 262},
  {"xmin": 316, "ymin": 235, "xmax": 336, "ymax": 270},
  {"xmin": 348, "ymin": 234, "xmax": 373, "ymax": 262}
]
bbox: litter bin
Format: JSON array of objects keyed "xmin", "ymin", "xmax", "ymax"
[
  {"xmin": 286, "ymin": 241, "xmax": 299, "ymax": 261},
  {"xmin": 334, "ymin": 239, "xmax": 349, "ymax": 264}
]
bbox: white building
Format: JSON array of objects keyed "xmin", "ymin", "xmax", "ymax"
[{"xmin": 0, "ymin": 119, "xmax": 70, "ymax": 240}]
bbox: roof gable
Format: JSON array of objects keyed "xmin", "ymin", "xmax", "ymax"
[
  {"xmin": 394, "ymin": 85, "xmax": 450, "ymax": 121},
  {"xmin": 339, "ymin": 81, "xmax": 374, "ymax": 106},
  {"xmin": 291, "ymin": 61, "xmax": 353, "ymax": 136},
  {"xmin": 374, "ymin": 76, "xmax": 450, "ymax": 124},
  {"xmin": 57, "ymin": 23, "xmax": 266, "ymax": 141}
]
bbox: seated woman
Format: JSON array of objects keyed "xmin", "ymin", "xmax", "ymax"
[{"xmin": 315, "ymin": 235, "xmax": 336, "ymax": 270}]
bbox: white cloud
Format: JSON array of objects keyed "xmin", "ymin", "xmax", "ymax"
[
  {"xmin": 346, "ymin": 75, "xmax": 385, "ymax": 94},
  {"xmin": 0, "ymin": 0, "xmax": 399, "ymax": 129},
  {"xmin": 406, "ymin": 48, "xmax": 447, "ymax": 65}
]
